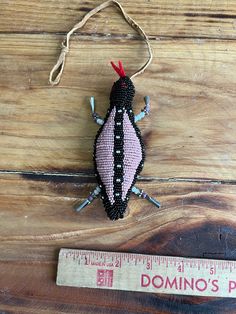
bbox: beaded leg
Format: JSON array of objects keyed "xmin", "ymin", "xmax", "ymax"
[
  {"xmin": 131, "ymin": 186, "xmax": 161, "ymax": 208},
  {"xmin": 134, "ymin": 96, "xmax": 150, "ymax": 123},
  {"xmin": 74, "ymin": 186, "xmax": 101, "ymax": 212},
  {"xmin": 90, "ymin": 97, "xmax": 104, "ymax": 125}
]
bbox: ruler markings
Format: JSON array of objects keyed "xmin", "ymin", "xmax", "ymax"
[{"xmin": 57, "ymin": 249, "xmax": 236, "ymax": 298}]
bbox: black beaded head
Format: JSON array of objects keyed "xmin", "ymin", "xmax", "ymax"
[{"xmin": 110, "ymin": 61, "xmax": 135, "ymax": 106}]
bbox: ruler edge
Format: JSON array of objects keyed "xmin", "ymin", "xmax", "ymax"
[{"xmin": 57, "ymin": 247, "xmax": 233, "ymax": 265}]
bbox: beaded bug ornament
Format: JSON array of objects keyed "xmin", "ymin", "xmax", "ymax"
[{"xmin": 49, "ymin": 0, "xmax": 161, "ymax": 220}]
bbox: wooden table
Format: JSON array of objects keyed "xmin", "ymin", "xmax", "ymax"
[{"xmin": 1, "ymin": 1, "xmax": 236, "ymax": 313}]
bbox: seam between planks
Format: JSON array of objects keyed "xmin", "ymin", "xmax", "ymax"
[
  {"xmin": 0, "ymin": 31, "xmax": 236, "ymax": 42},
  {"xmin": 0, "ymin": 169, "xmax": 236, "ymax": 185}
]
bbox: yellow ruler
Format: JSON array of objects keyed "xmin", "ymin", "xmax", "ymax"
[{"xmin": 57, "ymin": 248, "xmax": 236, "ymax": 298}]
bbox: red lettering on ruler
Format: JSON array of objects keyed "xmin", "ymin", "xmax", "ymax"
[
  {"xmin": 97, "ymin": 269, "xmax": 113, "ymax": 287},
  {"xmin": 140, "ymin": 275, "xmax": 219, "ymax": 293},
  {"xmin": 183, "ymin": 277, "xmax": 194, "ymax": 290},
  {"xmin": 164, "ymin": 276, "xmax": 178, "ymax": 289},
  {"xmin": 141, "ymin": 274, "xmax": 151, "ymax": 287},
  {"xmin": 229, "ymin": 280, "xmax": 236, "ymax": 293},
  {"xmin": 152, "ymin": 275, "xmax": 164, "ymax": 289},
  {"xmin": 195, "ymin": 278, "xmax": 207, "ymax": 292},
  {"xmin": 211, "ymin": 280, "xmax": 219, "ymax": 292}
]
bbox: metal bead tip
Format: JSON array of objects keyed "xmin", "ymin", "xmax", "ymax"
[
  {"xmin": 147, "ymin": 196, "xmax": 161, "ymax": 208},
  {"xmin": 74, "ymin": 199, "xmax": 90, "ymax": 212}
]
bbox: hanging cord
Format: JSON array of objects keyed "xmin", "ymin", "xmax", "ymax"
[{"xmin": 49, "ymin": 0, "xmax": 153, "ymax": 85}]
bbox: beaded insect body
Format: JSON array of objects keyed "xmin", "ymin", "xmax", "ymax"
[
  {"xmin": 49, "ymin": 1, "xmax": 161, "ymax": 220},
  {"xmin": 74, "ymin": 61, "xmax": 161, "ymax": 220},
  {"xmin": 94, "ymin": 62, "xmax": 144, "ymax": 220}
]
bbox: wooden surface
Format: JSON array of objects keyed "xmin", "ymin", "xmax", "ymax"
[{"xmin": 1, "ymin": 0, "xmax": 236, "ymax": 313}]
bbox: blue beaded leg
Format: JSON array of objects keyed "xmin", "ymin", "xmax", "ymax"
[
  {"xmin": 131, "ymin": 186, "xmax": 161, "ymax": 208},
  {"xmin": 74, "ymin": 186, "xmax": 101, "ymax": 212},
  {"xmin": 90, "ymin": 97, "xmax": 104, "ymax": 125},
  {"xmin": 134, "ymin": 96, "xmax": 150, "ymax": 123}
]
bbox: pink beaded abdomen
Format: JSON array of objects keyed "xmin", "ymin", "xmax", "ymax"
[{"xmin": 94, "ymin": 103, "xmax": 145, "ymax": 220}]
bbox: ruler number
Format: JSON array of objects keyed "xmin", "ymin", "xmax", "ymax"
[
  {"xmin": 146, "ymin": 261, "xmax": 151, "ymax": 270},
  {"xmin": 210, "ymin": 267, "xmax": 216, "ymax": 275},
  {"xmin": 115, "ymin": 260, "xmax": 120, "ymax": 267},
  {"xmin": 177, "ymin": 261, "xmax": 184, "ymax": 273}
]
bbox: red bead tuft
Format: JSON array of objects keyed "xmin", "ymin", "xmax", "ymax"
[{"xmin": 111, "ymin": 60, "xmax": 126, "ymax": 77}]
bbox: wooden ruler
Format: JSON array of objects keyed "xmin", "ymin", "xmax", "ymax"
[{"xmin": 57, "ymin": 248, "xmax": 236, "ymax": 298}]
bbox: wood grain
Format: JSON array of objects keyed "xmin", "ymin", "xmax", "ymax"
[
  {"xmin": 1, "ymin": 35, "xmax": 236, "ymax": 179},
  {"xmin": 1, "ymin": 0, "xmax": 236, "ymax": 40},
  {"xmin": 0, "ymin": 174, "xmax": 236, "ymax": 313},
  {"xmin": 1, "ymin": 0, "xmax": 236, "ymax": 312}
]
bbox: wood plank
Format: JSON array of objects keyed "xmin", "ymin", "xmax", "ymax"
[
  {"xmin": 1, "ymin": 260, "xmax": 236, "ymax": 314},
  {"xmin": 1, "ymin": 0, "xmax": 236, "ymax": 39},
  {"xmin": 0, "ymin": 173, "xmax": 236, "ymax": 313},
  {"xmin": 1, "ymin": 35, "xmax": 236, "ymax": 179},
  {"xmin": 1, "ymin": 173, "xmax": 236, "ymax": 257}
]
